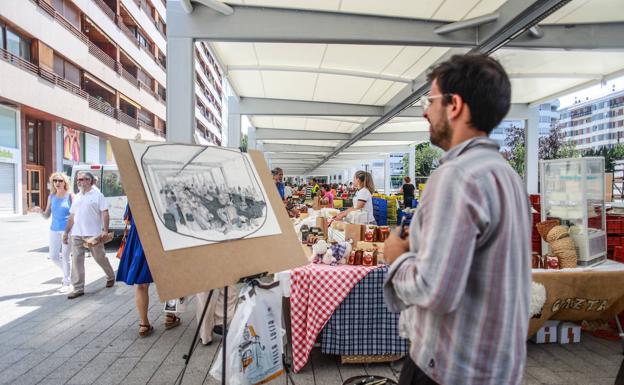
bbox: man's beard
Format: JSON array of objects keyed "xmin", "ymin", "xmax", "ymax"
[{"xmin": 429, "ymin": 116, "xmax": 452, "ymax": 149}]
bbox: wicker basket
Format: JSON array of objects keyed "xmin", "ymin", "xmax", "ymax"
[
  {"xmin": 546, "ymin": 226, "xmax": 569, "ymax": 243},
  {"xmin": 557, "ymin": 249, "xmax": 577, "ymax": 269},
  {"xmin": 536, "ymin": 219, "xmax": 560, "ymax": 241},
  {"xmin": 550, "ymin": 237, "xmax": 575, "ymax": 253}
]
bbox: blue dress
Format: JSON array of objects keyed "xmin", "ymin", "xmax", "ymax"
[{"xmin": 116, "ymin": 206, "xmax": 153, "ymax": 284}]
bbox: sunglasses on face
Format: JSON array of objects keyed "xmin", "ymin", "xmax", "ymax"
[
  {"xmin": 77, "ymin": 178, "xmax": 91, "ymax": 182},
  {"xmin": 53, "ymin": 179, "xmax": 64, "ymax": 183}
]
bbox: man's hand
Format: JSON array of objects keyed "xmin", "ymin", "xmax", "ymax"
[
  {"xmin": 62, "ymin": 232, "xmax": 69, "ymax": 245},
  {"xmin": 384, "ymin": 228, "xmax": 410, "ymax": 265},
  {"xmin": 100, "ymin": 231, "xmax": 109, "ymax": 241}
]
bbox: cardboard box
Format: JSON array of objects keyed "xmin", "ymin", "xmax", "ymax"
[
  {"xmin": 531, "ymin": 320, "xmax": 559, "ymax": 343},
  {"xmin": 345, "ymin": 223, "xmax": 365, "ymax": 242},
  {"xmin": 558, "ymin": 322, "xmax": 581, "ymax": 344}
]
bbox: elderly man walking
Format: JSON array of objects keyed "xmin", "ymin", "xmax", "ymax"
[{"xmin": 63, "ymin": 171, "xmax": 115, "ymax": 299}]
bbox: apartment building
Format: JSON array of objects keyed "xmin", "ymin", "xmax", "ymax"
[
  {"xmin": 0, "ymin": 0, "xmax": 225, "ymax": 215},
  {"xmin": 559, "ymin": 89, "xmax": 624, "ymax": 151}
]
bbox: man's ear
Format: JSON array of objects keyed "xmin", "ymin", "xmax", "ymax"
[{"xmin": 447, "ymin": 94, "xmax": 464, "ymax": 120}]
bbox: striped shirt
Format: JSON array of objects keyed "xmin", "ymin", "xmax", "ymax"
[{"xmin": 384, "ymin": 137, "xmax": 531, "ymax": 385}]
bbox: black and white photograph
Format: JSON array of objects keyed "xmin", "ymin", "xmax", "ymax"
[{"xmin": 129, "ymin": 141, "xmax": 282, "ymax": 251}]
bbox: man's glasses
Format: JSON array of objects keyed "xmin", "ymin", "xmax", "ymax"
[
  {"xmin": 421, "ymin": 93, "xmax": 452, "ymax": 110},
  {"xmin": 53, "ymin": 179, "xmax": 64, "ymax": 183},
  {"xmin": 77, "ymin": 178, "xmax": 91, "ymax": 182}
]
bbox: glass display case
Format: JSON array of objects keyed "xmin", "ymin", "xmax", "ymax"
[{"xmin": 540, "ymin": 157, "xmax": 606, "ymax": 266}]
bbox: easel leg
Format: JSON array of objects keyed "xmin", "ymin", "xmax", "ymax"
[
  {"xmin": 176, "ymin": 290, "xmax": 214, "ymax": 385},
  {"xmin": 615, "ymin": 315, "xmax": 624, "ymax": 355},
  {"xmin": 222, "ymin": 286, "xmax": 228, "ymax": 385}
]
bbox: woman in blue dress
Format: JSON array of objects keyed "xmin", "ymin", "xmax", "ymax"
[{"xmin": 117, "ymin": 205, "xmax": 181, "ymax": 337}]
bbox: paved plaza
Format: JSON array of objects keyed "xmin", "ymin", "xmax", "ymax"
[{"xmin": 0, "ymin": 214, "xmax": 623, "ymax": 385}]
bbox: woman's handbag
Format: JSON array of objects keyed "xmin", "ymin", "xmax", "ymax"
[{"xmin": 115, "ymin": 223, "xmax": 129, "ymax": 259}]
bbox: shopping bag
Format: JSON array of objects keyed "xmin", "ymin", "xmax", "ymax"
[{"xmin": 210, "ymin": 284, "xmax": 284, "ymax": 385}]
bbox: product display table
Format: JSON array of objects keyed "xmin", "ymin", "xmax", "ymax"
[
  {"xmin": 529, "ymin": 260, "xmax": 624, "ymax": 338},
  {"xmin": 283, "ymin": 264, "xmax": 404, "ymax": 372}
]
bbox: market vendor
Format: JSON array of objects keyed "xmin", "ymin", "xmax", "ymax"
[
  {"xmin": 333, "ymin": 170, "xmax": 376, "ymax": 224},
  {"xmin": 272, "ymin": 167, "xmax": 285, "ymax": 201},
  {"xmin": 320, "ymin": 184, "xmax": 334, "ymax": 208}
]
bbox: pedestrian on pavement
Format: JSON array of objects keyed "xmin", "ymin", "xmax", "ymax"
[
  {"xmin": 195, "ymin": 287, "xmax": 237, "ymax": 345},
  {"xmin": 116, "ymin": 205, "xmax": 181, "ymax": 337},
  {"xmin": 34, "ymin": 172, "xmax": 73, "ymax": 293},
  {"xmin": 399, "ymin": 176, "xmax": 416, "ymax": 208},
  {"xmin": 383, "ymin": 54, "xmax": 531, "ymax": 385},
  {"xmin": 63, "ymin": 171, "xmax": 115, "ymax": 299}
]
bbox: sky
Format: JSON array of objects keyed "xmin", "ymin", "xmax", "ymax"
[{"xmin": 558, "ymin": 75, "xmax": 624, "ymax": 109}]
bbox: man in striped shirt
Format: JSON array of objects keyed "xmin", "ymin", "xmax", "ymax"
[{"xmin": 384, "ymin": 54, "xmax": 531, "ymax": 385}]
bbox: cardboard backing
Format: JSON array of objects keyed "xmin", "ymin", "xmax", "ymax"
[{"xmin": 111, "ymin": 139, "xmax": 307, "ymax": 300}]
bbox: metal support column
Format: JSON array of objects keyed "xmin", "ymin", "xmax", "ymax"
[
  {"xmin": 525, "ymin": 107, "xmax": 540, "ymax": 194},
  {"xmin": 384, "ymin": 155, "xmax": 392, "ymax": 194},
  {"xmin": 166, "ymin": 37, "xmax": 195, "ymax": 144},
  {"xmin": 227, "ymin": 97, "xmax": 242, "ymax": 148},
  {"xmin": 408, "ymin": 144, "xmax": 416, "ymax": 184}
]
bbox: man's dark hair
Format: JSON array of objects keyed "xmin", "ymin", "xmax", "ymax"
[{"xmin": 427, "ymin": 54, "xmax": 511, "ymax": 134}]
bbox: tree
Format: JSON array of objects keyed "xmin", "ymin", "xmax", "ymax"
[
  {"xmin": 401, "ymin": 142, "xmax": 444, "ymax": 178},
  {"xmin": 504, "ymin": 124, "xmax": 525, "ymax": 178},
  {"xmin": 584, "ymin": 143, "xmax": 624, "ymax": 172},
  {"xmin": 239, "ymin": 134, "xmax": 248, "ymax": 152},
  {"xmin": 538, "ymin": 125, "xmax": 579, "ymax": 160}
]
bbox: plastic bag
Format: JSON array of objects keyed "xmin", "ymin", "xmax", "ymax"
[{"xmin": 210, "ymin": 284, "xmax": 284, "ymax": 385}]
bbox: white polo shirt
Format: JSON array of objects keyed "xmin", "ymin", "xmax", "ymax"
[
  {"xmin": 354, "ymin": 188, "xmax": 376, "ymax": 224},
  {"xmin": 70, "ymin": 188, "xmax": 108, "ymax": 236}
]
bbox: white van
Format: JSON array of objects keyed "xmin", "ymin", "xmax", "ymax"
[{"xmin": 70, "ymin": 164, "xmax": 127, "ymax": 237}]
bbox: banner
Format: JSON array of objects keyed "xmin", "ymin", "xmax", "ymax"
[{"xmin": 63, "ymin": 127, "xmax": 81, "ymax": 162}]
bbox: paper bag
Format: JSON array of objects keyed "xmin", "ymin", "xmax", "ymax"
[
  {"xmin": 316, "ymin": 216, "xmax": 328, "ymax": 237},
  {"xmin": 345, "ymin": 223, "xmax": 364, "ymax": 242}
]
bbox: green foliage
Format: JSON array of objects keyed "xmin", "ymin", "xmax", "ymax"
[
  {"xmin": 583, "ymin": 143, "xmax": 624, "ymax": 172},
  {"xmin": 504, "ymin": 125, "xmax": 526, "ymax": 177},
  {"xmin": 539, "ymin": 125, "xmax": 580, "ymax": 160},
  {"xmin": 402, "ymin": 143, "xmax": 444, "ymax": 178},
  {"xmin": 239, "ymin": 134, "xmax": 248, "ymax": 152}
]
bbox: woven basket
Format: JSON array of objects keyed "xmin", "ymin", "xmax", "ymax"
[
  {"xmin": 550, "ymin": 237, "xmax": 575, "ymax": 253},
  {"xmin": 557, "ymin": 249, "xmax": 577, "ymax": 269},
  {"xmin": 536, "ymin": 219, "xmax": 560, "ymax": 241},
  {"xmin": 546, "ymin": 226, "xmax": 569, "ymax": 243}
]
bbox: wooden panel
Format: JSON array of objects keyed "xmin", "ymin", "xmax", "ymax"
[{"xmin": 33, "ymin": 40, "xmax": 54, "ymax": 71}]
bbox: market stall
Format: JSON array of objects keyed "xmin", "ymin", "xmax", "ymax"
[{"xmin": 530, "ymin": 260, "xmax": 624, "ymax": 337}]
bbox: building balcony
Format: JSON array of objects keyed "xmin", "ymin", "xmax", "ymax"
[
  {"xmin": 6, "ymin": 1, "xmax": 166, "ymax": 118},
  {"xmin": 121, "ymin": 0, "xmax": 166, "ymax": 51},
  {"xmin": 72, "ymin": 0, "xmax": 166, "ymax": 84},
  {"xmin": 0, "ymin": 48, "xmax": 163, "ymax": 140}
]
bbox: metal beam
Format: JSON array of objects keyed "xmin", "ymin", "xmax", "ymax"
[
  {"xmin": 306, "ymin": 0, "xmax": 572, "ymax": 172},
  {"xmin": 227, "ymin": 65, "xmax": 411, "ymax": 83},
  {"xmin": 505, "ymin": 22, "xmax": 624, "ymax": 50},
  {"xmin": 169, "ymin": 1, "xmax": 620, "ymax": 50},
  {"xmin": 263, "ymin": 143, "xmax": 411, "ymax": 153},
  {"xmin": 231, "ymin": 97, "xmax": 424, "ymax": 117},
  {"xmin": 168, "ymin": 2, "xmax": 477, "ymax": 46},
  {"xmin": 256, "ymin": 128, "xmax": 429, "ymax": 141},
  {"xmin": 475, "ymin": 0, "xmax": 572, "ymax": 53}
]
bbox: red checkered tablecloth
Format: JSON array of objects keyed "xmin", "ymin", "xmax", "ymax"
[{"xmin": 289, "ymin": 264, "xmax": 381, "ymax": 372}]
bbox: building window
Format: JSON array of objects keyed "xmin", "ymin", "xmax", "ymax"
[
  {"xmin": 53, "ymin": 54, "xmax": 80, "ymax": 86},
  {"xmin": 0, "ymin": 105, "xmax": 17, "ymax": 148},
  {"xmin": 5, "ymin": 28, "xmax": 31, "ymax": 61}
]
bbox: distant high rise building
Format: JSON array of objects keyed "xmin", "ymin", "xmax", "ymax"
[
  {"xmin": 558, "ymin": 89, "xmax": 624, "ymax": 151},
  {"xmin": 0, "ymin": 0, "xmax": 226, "ymax": 215}
]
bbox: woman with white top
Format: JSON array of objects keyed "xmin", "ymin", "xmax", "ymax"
[
  {"xmin": 34, "ymin": 172, "xmax": 73, "ymax": 293},
  {"xmin": 334, "ymin": 170, "xmax": 376, "ymax": 224}
]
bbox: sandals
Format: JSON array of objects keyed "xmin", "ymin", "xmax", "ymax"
[
  {"xmin": 139, "ymin": 324, "xmax": 154, "ymax": 337},
  {"xmin": 165, "ymin": 314, "xmax": 181, "ymax": 330}
]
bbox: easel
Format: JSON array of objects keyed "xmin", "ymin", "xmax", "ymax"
[{"xmin": 174, "ymin": 272, "xmax": 295, "ymax": 385}]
